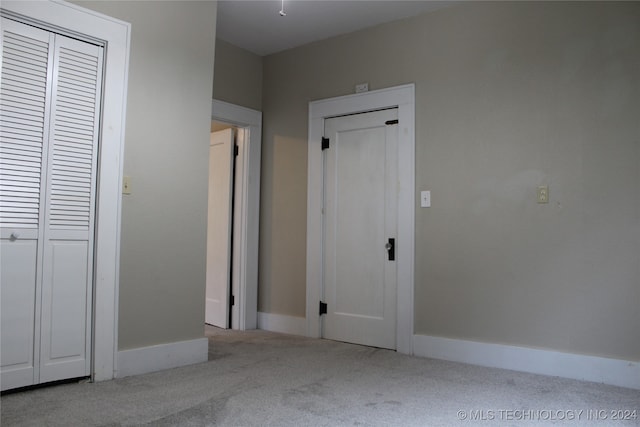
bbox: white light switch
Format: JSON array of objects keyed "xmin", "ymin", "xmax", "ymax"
[
  {"xmin": 123, "ymin": 176, "xmax": 132, "ymax": 195},
  {"xmin": 421, "ymin": 190, "xmax": 431, "ymax": 208}
]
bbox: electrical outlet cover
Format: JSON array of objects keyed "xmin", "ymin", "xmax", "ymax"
[{"xmin": 537, "ymin": 186, "xmax": 548, "ymax": 203}]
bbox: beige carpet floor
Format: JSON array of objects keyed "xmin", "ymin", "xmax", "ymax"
[{"xmin": 1, "ymin": 326, "xmax": 638, "ymax": 426}]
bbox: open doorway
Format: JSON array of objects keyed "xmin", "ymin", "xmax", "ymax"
[{"xmin": 206, "ymin": 100, "xmax": 262, "ymax": 330}]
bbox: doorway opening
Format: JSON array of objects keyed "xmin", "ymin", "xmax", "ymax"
[{"xmin": 206, "ymin": 100, "xmax": 262, "ymax": 331}]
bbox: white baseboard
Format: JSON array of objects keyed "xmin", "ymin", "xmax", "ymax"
[
  {"xmin": 257, "ymin": 312, "xmax": 306, "ymax": 336},
  {"xmin": 413, "ymin": 334, "xmax": 639, "ymax": 390},
  {"xmin": 116, "ymin": 337, "xmax": 208, "ymax": 378}
]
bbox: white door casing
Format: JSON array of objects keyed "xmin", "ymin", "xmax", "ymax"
[
  {"xmin": 205, "ymin": 129, "xmax": 234, "ymax": 328},
  {"xmin": 211, "ymin": 100, "xmax": 261, "ymax": 330},
  {"xmin": 307, "ymin": 84, "xmax": 415, "ymax": 354},
  {"xmin": 322, "ymin": 109, "xmax": 398, "ymax": 349},
  {"xmin": 0, "ymin": 1, "xmax": 130, "ymax": 382}
]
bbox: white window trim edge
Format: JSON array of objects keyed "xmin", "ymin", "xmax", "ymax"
[
  {"xmin": 211, "ymin": 99, "xmax": 262, "ymax": 330},
  {"xmin": 306, "ymin": 84, "xmax": 415, "ymax": 354},
  {"xmin": 2, "ymin": 0, "xmax": 131, "ymax": 381}
]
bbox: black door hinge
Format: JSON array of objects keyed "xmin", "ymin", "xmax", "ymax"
[
  {"xmin": 386, "ymin": 238, "xmax": 395, "ymax": 261},
  {"xmin": 321, "ymin": 137, "xmax": 330, "ymax": 150},
  {"xmin": 230, "ymin": 295, "xmax": 235, "ymax": 306},
  {"xmin": 234, "ymin": 144, "xmax": 239, "ymax": 157},
  {"xmin": 385, "ymin": 119, "xmax": 399, "ymax": 125},
  {"xmin": 319, "ymin": 301, "xmax": 327, "ymax": 315}
]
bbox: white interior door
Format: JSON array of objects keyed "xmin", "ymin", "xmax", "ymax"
[
  {"xmin": 0, "ymin": 17, "xmax": 102, "ymax": 391},
  {"xmin": 205, "ymin": 129, "xmax": 234, "ymax": 328},
  {"xmin": 230, "ymin": 127, "xmax": 245, "ymax": 329},
  {"xmin": 0, "ymin": 17, "xmax": 52, "ymax": 392},
  {"xmin": 38, "ymin": 33, "xmax": 102, "ymax": 383},
  {"xmin": 322, "ymin": 108, "xmax": 398, "ymax": 349}
]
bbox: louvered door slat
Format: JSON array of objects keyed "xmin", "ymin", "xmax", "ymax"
[
  {"xmin": 1, "ymin": 112, "xmax": 45, "ymax": 127},
  {"xmin": 2, "ymin": 82, "xmax": 47, "ymax": 99},
  {"xmin": 57, "ymin": 76, "xmax": 96, "ymax": 92},
  {"xmin": 53, "ymin": 134, "xmax": 93, "ymax": 146},
  {"xmin": 55, "ymin": 118, "xmax": 95, "ymax": 133},
  {"xmin": 2, "ymin": 32, "xmax": 48, "ymax": 52},
  {"xmin": 2, "ymin": 72, "xmax": 48, "ymax": 90},
  {"xmin": 1, "ymin": 61, "xmax": 48, "ymax": 79},
  {"xmin": 57, "ymin": 96, "xmax": 96, "ymax": 110},
  {"xmin": 1, "ymin": 100, "xmax": 45, "ymax": 115},
  {"xmin": 1, "ymin": 178, "xmax": 41, "ymax": 188},
  {"xmin": 56, "ymin": 104, "xmax": 95, "ymax": 118},
  {"xmin": 57, "ymin": 82, "xmax": 95, "ymax": 96},
  {"xmin": 0, "ymin": 93, "xmax": 47, "ymax": 111},
  {"xmin": 53, "ymin": 148, "xmax": 92, "ymax": 160},
  {"xmin": 1, "ymin": 143, "xmax": 42, "ymax": 155},
  {"xmin": 57, "ymin": 66, "xmax": 97, "ymax": 83}
]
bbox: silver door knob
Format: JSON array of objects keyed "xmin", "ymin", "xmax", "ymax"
[
  {"xmin": 385, "ymin": 242, "xmax": 392, "ymax": 251},
  {"xmin": 10, "ymin": 232, "xmax": 19, "ymax": 241}
]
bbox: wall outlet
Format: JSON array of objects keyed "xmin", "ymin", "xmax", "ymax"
[
  {"xmin": 537, "ymin": 185, "xmax": 548, "ymax": 204},
  {"xmin": 355, "ymin": 83, "xmax": 368, "ymax": 93}
]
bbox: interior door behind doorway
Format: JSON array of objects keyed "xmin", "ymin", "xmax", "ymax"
[
  {"xmin": 205, "ymin": 129, "xmax": 234, "ymax": 328},
  {"xmin": 322, "ymin": 108, "xmax": 398, "ymax": 350}
]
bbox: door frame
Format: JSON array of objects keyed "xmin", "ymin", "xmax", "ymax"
[
  {"xmin": 1, "ymin": 1, "xmax": 131, "ymax": 381},
  {"xmin": 306, "ymin": 84, "xmax": 415, "ymax": 354},
  {"xmin": 211, "ymin": 99, "xmax": 262, "ymax": 330}
]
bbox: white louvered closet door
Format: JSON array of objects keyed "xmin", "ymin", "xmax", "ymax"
[{"xmin": 0, "ymin": 17, "xmax": 103, "ymax": 390}]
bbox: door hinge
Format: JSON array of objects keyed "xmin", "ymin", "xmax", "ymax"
[
  {"xmin": 385, "ymin": 119, "xmax": 399, "ymax": 125},
  {"xmin": 234, "ymin": 144, "xmax": 239, "ymax": 157},
  {"xmin": 386, "ymin": 238, "xmax": 396, "ymax": 261},
  {"xmin": 321, "ymin": 137, "xmax": 330, "ymax": 150},
  {"xmin": 230, "ymin": 295, "xmax": 235, "ymax": 306},
  {"xmin": 319, "ymin": 301, "xmax": 327, "ymax": 316}
]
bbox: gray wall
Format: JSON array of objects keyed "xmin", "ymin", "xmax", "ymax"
[
  {"xmin": 77, "ymin": 1, "xmax": 218, "ymax": 350},
  {"xmin": 212, "ymin": 39, "xmax": 263, "ymax": 111},
  {"xmin": 261, "ymin": 1, "xmax": 640, "ymax": 360}
]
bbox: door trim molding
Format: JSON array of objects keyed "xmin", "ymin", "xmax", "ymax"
[
  {"xmin": 211, "ymin": 100, "xmax": 262, "ymax": 330},
  {"xmin": 306, "ymin": 84, "xmax": 415, "ymax": 354},
  {"xmin": 2, "ymin": 1, "xmax": 131, "ymax": 382}
]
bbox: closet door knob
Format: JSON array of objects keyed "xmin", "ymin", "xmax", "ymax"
[{"xmin": 10, "ymin": 232, "xmax": 19, "ymax": 241}]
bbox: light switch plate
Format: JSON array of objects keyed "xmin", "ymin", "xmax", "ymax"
[
  {"xmin": 123, "ymin": 176, "xmax": 132, "ymax": 195},
  {"xmin": 421, "ymin": 190, "xmax": 431, "ymax": 208}
]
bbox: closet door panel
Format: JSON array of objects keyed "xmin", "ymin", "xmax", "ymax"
[
  {"xmin": 0, "ymin": 240, "xmax": 38, "ymax": 390},
  {"xmin": 0, "ymin": 18, "xmax": 51, "ymax": 229},
  {"xmin": 39, "ymin": 241, "xmax": 90, "ymax": 382},
  {"xmin": 0, "ymin": 17, "xmax": 53, "ymax": 391},
  {"xmin": 39, "ymin": 34, "xmax": 103, "ymax": 382}
]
